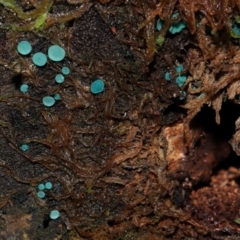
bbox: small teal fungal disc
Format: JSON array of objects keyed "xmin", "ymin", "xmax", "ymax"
[
  {"xmin": 42, "ymin": 96, "xmax": 55, "ymax": 107},
  {"xmin": 45, "ymin": 182, "xmax": 52, "ymax": 190},
  {"xmin": 48, "ymin": 45, "xmax": 66, "ymax": 61},
  {"xmin": 55, "ymin": 74, "xmax": 65, "ymax": 83},
  {"xmin": 53, "ymin": 93, "xmax": 61, "ymax": 100},
  {"xmin": 20, "ymin": 144, "xmax": 29, "ymax": 151},
  {"xmin": 198, "ymin": 93, "xmax": 205, "ymax": 99},
  {"xmin": 49, "ymin": 210, "xmax": 60, "ymax": 220},
  {"xmin": 175, "ymin": 64, "xmax": 183, "ymax": 73},
  {"xmin": 37, "ymin": 191, "xmax": 45, "ymax": 199},
  {"xmin": 20, "ymin": 84, "xmax": 29, "ymax": 93},
  {"xmin": 171, "ymin": 12, "xmax": 179, "ymax": 19},
  {"xmin": 176, "ymin": 74, "xmax": 187, "ymax": 87},
  {"xmin": 62, "ymin": 66, "xmax": 70, "ymax": 75},
  {"xmin": 90, "ymin": 79, "xmax": 105, "ymax": 94},
  {"xmin": 156, "ymin": 19, "xmax": 163, "ymax": 31},
  {"xmin": 164, "ymin": 72, "xmax": 171, "ymax": 81},
  {"xmin": 232, "ymin": 23, "xmax": 240, "ymax": 37},
  {"xmin": 17, "ymin": 41, "xmax": 32, "ymax": 55},
  {"xmin": 169, "ymin": 21, "xmax": 187, "ymax": 34},
  {"xmin": 179, "ymin": 90, "xmax": 187, "ymax": 100},
  {"xmin": 38, "ymin": 184, "xmax": 45, "ymax": 191},
  {"xmin": 32, "ymin": 52, "xmax": 47, "ymax": 67}
]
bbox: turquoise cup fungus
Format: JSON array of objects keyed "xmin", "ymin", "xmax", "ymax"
[
  {"xmin": 198, "ymin": 93, "xmax": 205, "ymax": 99},
  {"xmin": 176, "ymin": 64, "xmax": 183, "ymax": 73},
  {"xmin": 232, "ymin": 23, "xmax": 240, "ymax": 38},
  {"xmin": 156, "ymin": 19, "xmax": 163, "ymax": 31},
  {"xmin": 49, "ymin": 210, "xmax": 60, "ymax": 220},
  {"xmin": 20, "ymin": 144, "xmax": 29, "ymax": 151},
  {"xmin": 37, "ymin": 191, "xmax": 45, "ymax": 199},
  {"xmin": 20, "ymin": 84, "xmax": 29, "ymax": 93},
  {"xmin": 171, "ymin": 12, "xmax": 179, "ymax": 19},
  {"xmin": 169, "ymin": 21, "xmax": 187, "ymax": 34},
  {"xmin": 42, "ymin": 96, "xmax": 55, "ymax": 107},
  {"xmin": 176, "ymin": 74, "xmax": 187, "ymax": 87},
  {"xmin": 45, "ymin": 182, "xmax": 52, "ymax": 190},
  {"xmin": 48, "ymin": 45, "xmax": 65, "ymax": 61},
  {"xmin": 179, "ymin": 90, "xmax": 187, "ymax": 100},
  {"xmin": 90, "ymin": 79, "xmax": 105, "ymax": 94},
  {"xmin": 32, "ymin": 52, "xmax": 47, "ymax": 67},
  {"xmin": 62, "ymin": 66, "xmax": 70, "ymax": 75},
  {"xmin": 38, "ymin": 184, "xmax": 45, "ymax": 191},
  {"xmin": 55, "ymin": 74, "xmax": 65, "ymax": 83},
  {"xmin": 164, "ymin": 72, "xmax": 171, "ymax": 81},
  {"xmin": 53, "ymin": 93, "xmax": 61, "ymax": 100},
  {"xmin": 17, "ymin": 41, "xmax": 32, "ymax": 55}
]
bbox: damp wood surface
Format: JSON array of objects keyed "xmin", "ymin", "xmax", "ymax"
[{"xmin": 1, "ymin": 1, "xmax": 240, "ymax": 239}]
